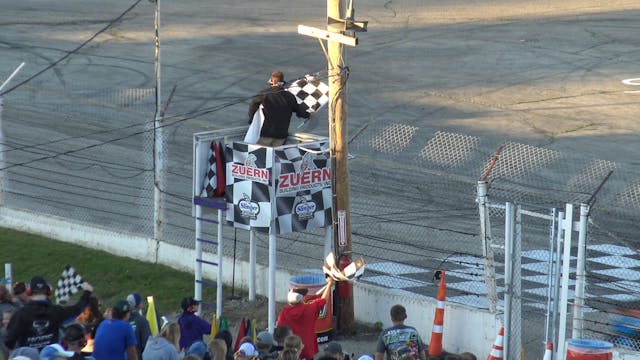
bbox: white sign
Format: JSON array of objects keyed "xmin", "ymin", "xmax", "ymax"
[{"xmin": 338, "ymin": 210, "xmax": 346, "ymax": 247}]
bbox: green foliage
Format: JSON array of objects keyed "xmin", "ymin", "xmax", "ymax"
[{"xmin": 0, "ymin": 227, "xmax": 216, "ymax": 317}]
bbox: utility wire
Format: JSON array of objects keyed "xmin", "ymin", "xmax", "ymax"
[
  {"xmin": 1, "ymin": 70, "xmax": 339, "ymax": 172},
  {"xmin": 0, "ymin": 0, "xmax": 144, "ymax": 97}
]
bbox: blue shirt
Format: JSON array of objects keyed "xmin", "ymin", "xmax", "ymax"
[{"xmin": 92, "ymin": 319, "xmax": 137, "ymax": 360}]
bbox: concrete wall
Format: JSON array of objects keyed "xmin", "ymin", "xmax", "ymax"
[
  {"xmin": 354, "ymin": 282, "xmax": 499, "ymax": 356},
  {"xmin": 1, "ymin": 207, "xmax": 499, "ymax": 357}
]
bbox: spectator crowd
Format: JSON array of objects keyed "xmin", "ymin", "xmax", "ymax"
[{"xmin": 0, "ymin": 276, "xmax": 476, "ymax": 360}]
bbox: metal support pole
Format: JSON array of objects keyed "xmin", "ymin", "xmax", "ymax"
[
  {"xmin": 512, "ymin": 205, "xmax": 523, "ymax": 360},
  {"xmin": 217, "ymin": 208, "xmax": 223, "ymax": 319},
  {"xmin": 504, "ymin": 202, "xmax": 515, "ymax": 360},
  {"xmin": 477, "ymin": 181, "xmax": 498, "ymax": 313},
  {"xmin": 153, "ymin": 0, "xmax": 164, "ymax": 258},
  {"xmin": 572, "ymin": 203, "xmax": 589, "ymax": 338},
  {"xmin": 4, "ymin": 263, "xmax": 12, "ymax": 289},
  {"xmin": 268, "ymin": 220, "xmax": 277, "ymax": 333},
  {"xmin": 557, "ymin": 204, "xmax": 574, "ymax": 360},
  {"xmin": 544, "ymin": 209, "xmax": 557, "ymax": 346},
  {"xmin": 249, "ymin": 229, "xmax": 256, "ymax": 301},
  {"xmin": 195, "ymin": 205, "xmax": 203, "ymax": 314},
  {"xmin": 552, "ymin": 211, "xmax": 564, "ymax": 354}
]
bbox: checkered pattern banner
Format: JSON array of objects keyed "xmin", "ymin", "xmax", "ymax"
[
  {"xmin": 200, "ymin": 141, "xmax": 225, "ymax": 198},
  {"xmin": 225, "ymin": 142, "xmax": 274, "ymax": 232},
  {"xmin": 55, "ymin": 265, "xmax": 84, "ymax": 305},
  {"xmin": 274, "ymin": 141, "xmax": 332, "ymax": 234},
  {"xmin": 288, "ymin": 75, "xmax": 329, "ymax": 114}
]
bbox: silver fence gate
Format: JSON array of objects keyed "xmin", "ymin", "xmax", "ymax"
[{"xmin": 479, "ymin": 185, "xmax": 557, "ymax": 360}]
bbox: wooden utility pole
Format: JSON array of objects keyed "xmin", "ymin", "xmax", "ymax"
[
  {"xmin": 299, "ymin": 0, "xmax": 366, "ymax": 335},
  {"xmin": 327, "ymin": 0, "xmax": 366, "ymax": 335},
  {"xmin": 327, "ymin": 0, "xmax": 354, "ymax": 335}
]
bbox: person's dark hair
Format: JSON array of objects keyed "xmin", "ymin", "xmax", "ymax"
[
  {"xmin": 12, "ymin": 282, "xmax": 26, "ymax": 296},
  {"xmin": 316, "ymin": 355, "xmax": 338, "ymax": 360},
  {"xmin": 256, "ymin": 342, "xmax": 271, "ymax": 352},
  {"xmin": 215, "ymin": 329, "xmax": 234, "ymax": 360},
  {"xmin": 64, "ymin": 323, "xmax": 86, "ymax": 345},
  {"xmin": 0, "ymin": 285, "xmax": 11, "ymax": 303},
  {"xmin": 76, "ymin": 296, "xmax": 103, "ymax": 336},
  {"xmin": 273, "ymin": 325, "xmax": 292, "ymax": 345},
  {"xmin": 443, "ymin": 355, "xmax": 461, "ymax": 360},
  {"xmin": 459, "ymin": 352, "xmax": 477, "ymax": 360},
  {"xmin": 112, "ymin": 309, "xmax": 127, "ymax": 320},
  {"xmin": 390, "ymin": 304, "xmax": 407, "ymax": 322},
  {"xmin": 270, "ymin": 70, "xmax": 285, "ymax": 85}
]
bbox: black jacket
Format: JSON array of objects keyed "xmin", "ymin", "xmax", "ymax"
[
  {"xmin": 248, "ymin": 85, "xmax": 310, "ymax": 139},
  {"xmin": 4, "ymin": 291, "xmax": 92, "ymax": 351}
]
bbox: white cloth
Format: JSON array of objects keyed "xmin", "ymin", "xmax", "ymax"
[{"xmin": 244, "ymin": 104, "xmax": 265, "ymax": 144}]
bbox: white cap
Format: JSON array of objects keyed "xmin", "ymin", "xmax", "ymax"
[{"xmin": 238, "ymin": 342, "xmax": 258, "ymax": 357}]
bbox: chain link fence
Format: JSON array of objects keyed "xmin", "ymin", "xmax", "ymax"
[{"xmin": 2, "ymin": 1, "xmax": 640, "ymax": 358}]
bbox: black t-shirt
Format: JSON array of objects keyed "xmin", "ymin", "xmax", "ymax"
[
  {"xmin": 5, "ymin": 292, "xmax": 91, "ymax": 351},
  {"xmin": 248, "ymin": 86, "xmax": 310, "ymax": 139}
]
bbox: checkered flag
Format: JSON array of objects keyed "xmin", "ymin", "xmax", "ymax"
[
  {"xmin": 55, "ymin": 265, "xmax": 84, "ymax": 304},
  {"xmin": 287, "ymin": 74, "xmax": 329, "ymax": 114}
]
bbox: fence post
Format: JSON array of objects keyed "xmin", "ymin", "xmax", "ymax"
[
  {"xmin": 249, "ymin": 230, "xmax": 256, "ymax": 301},
  {"xmin": 551, "ymin": 211, "xmax": 564, "ymax": 355},
  {"xmin": 512, "ymin": 205, "xmax": 523, "ymax": 360},
  {"xmin": 477, "ymin": 180, "xmax": 498, "ymax": 313},
  {"xmin": 268, "ymin": 220, "xmax": 277, "ymax": 333},
  {"xmin": 3, "ymin": 263, "xmax": 12, "ymax": 288},
  {"xmin": 572, "ymin": 203, "xmax": 589, "ymax": 338},
  {"xmin": 557, "ymin": 203, "xmax": 574, "ymax": 360},
  {"xmin": 195, "ymin": 204, "xmax": 203, "ymax": 310},
  {"xmin": 504, "ymin": 202, "xmax": 515, "ymax": 360},
  {"xmin": 0, "ymin": 62, "xmax": 26, "ymax": 210},
  {"xmin": 217, "ymin": 209, "xmax": 223, "ymax": 319}
]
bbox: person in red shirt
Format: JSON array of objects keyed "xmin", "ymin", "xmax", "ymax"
[{"xmin": 276, "ymin": 278, "xmax": 334, "ymax": 360}]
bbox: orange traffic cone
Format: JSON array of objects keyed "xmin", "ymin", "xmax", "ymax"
[
  {"xmin": 487, "ymin": 327, "xmax": 504, "ymax": 360},
  {"xmin": 428, "ymin": 271, "xmax": 446, "ymax": 357},
  {"xmin": 542, "ymin": 341, "xmax": 552, "ymax": 360}
]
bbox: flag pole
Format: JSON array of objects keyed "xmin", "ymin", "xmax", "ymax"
[{"xmin": 0, "ymin": 62, "xmax": 26, "ymax": 210}]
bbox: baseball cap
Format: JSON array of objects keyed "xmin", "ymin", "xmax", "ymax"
[
  {"xmin": 237, "ymin": 342, "xmax": 258, "ymax": 357},
  {"xmin": 324, "ymin": 341, "xmax": 343, "ymax": 354},
  {"xmin": 29, "ymin": 276, "xmax": 49, "ymax": 294},
  {"xmin": 181, "ymin": 296, "xmax": 200, "ymax": 311},
  {"xmin": 127, "ymin": 292, "xmax": 142, "ymax": 308},
  {"xmin": 358, "ymin": 356, "xmax": 374, "ymax": 360},
  {"xmin": 187, "ymin": 341, "xmax": 208, "ymax": 359},
  {"xmin": 256, "ymin": 331, "xmax": 277, "ymax": 346},
  {"xmin": 113, "ymin": 299, "xmax": 131, "ymax": 316},
  {"xmin": 39, "ymin": 344, "xmax": 75, "ymax": 359}
]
